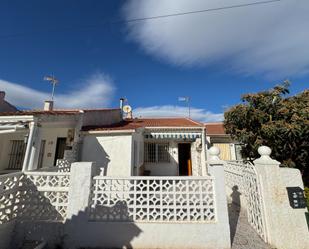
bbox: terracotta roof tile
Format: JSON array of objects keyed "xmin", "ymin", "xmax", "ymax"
[
  {"xmin": 204, "ymin": 122, "xmax": 226, "ymax": 135},
  {"xmin": 82, "ymin": 118, "xmax": 203, "ymax": 131}
]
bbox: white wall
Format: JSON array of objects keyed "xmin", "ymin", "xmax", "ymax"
[{"xmin": 81, "ymin": 134, "xmax": 133, "ymax": 177}]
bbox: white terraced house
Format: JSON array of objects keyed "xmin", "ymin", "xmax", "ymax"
[{"xmin": 0, "ymin": 100, "xmax": 308, "ymax": 249}]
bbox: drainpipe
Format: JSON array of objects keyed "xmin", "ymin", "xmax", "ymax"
[{"xmin": 22, "ymin": 121, "xmax": 36, "ymax": 172}]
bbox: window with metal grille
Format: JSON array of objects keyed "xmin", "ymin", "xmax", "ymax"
[
  {"xmin": 37, "ymin": 140, "xmax": 46, "ymax": 169},
  {"xmin": 7, "ymin": 140, "xmax": 26, "ymax": 170},
  {"xmin": 144, "ymin": 143, "xmax": 170, "ymax": 163}
]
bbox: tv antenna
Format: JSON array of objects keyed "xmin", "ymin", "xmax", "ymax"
[{"xmin": 44, "ymin": 75, "xmax": 59, "ymax": 100}]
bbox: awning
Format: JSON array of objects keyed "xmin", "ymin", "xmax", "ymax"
[
  {"xmin": 0, "ymin": 122, "xmax": 29, "ymax": 134},
  {"xmin": 145, "ymin": 132, "xmax": 201, "ymax": 140}
]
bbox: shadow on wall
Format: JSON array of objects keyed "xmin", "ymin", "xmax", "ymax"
[
  {"xmin": 228, "ymin": 185, "xmax": 241, "ymax": 245},
  {"xmin": 0, "ymin": 176, "xmax": 63, "ymax": 226},
  {"xmin": 82, "ymin": 138, "xmax": 111, "ymax": 176},
  {"xmin": 11, "ymin": 200, "xmax": 142, "ymax": 249},
  {"xmin": 65, "ymin": 201, "xmax": 142, "ymax": 248},
  {"xmin": 0, "ymin": 176, "xmax": 65, "ymax": 248}
]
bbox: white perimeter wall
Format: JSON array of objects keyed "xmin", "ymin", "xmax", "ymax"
[{"xmin": 81, "ymin": 134, "xmax": 133, "ymax": 176}]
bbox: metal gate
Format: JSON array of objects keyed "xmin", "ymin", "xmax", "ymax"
[
  {"xmin": 243, "ymin": 162, "xmax": 268, "ymax": 242},
  {"xmin": 224, "ymin": 160, "xmax": 268, "ymax": 242}
]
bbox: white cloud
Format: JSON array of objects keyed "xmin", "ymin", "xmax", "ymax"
[
  {"xmin": 0, "ymin": 72, "xmax": 115, "ymax": 109},
  {"xmin": 134, "ymin": 105, "xmax": 223, "ymax": 122},
  {"xmin": 123, "ymin": 0, "xmax": 309, "ymax": 78}
]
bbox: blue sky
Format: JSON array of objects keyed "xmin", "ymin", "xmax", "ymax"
[{"xmin": 0, "ymin": 0, "xmax": 308, "ymax": 122}]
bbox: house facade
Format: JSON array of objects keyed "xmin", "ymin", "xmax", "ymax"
[
  {"xmin": 0, "ymin": 106, "xmax": 208, "ymax": 177},
  {"xmin": 0, "ymin": 101, "xmax": 245, "ymax": 176},
  {"xmin": 1, "ymin": 100, "xmax": 308, "ymax": 249},
  {"xmin": 0, "ymin": 106, "xmax": 122, "ymax": 174},
  {"xmin": 81, "ymin": 118, "xmax": 207, "ymax": 177}
]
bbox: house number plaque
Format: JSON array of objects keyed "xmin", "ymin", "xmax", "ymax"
[{"xmin": 286, "ymin": 187, "xmax": 306, "ymax": 209}]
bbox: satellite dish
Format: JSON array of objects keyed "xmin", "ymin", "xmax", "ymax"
[{"xmin": 123, "ymin": 105, "xmax": 132, "ymax": 114}]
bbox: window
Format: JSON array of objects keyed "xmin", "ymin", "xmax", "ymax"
[
  {"xmin": 145, "ymin": 143, "xmax": 170, "ymax": 163},
  {"xmin": 8, "ymin": 140, "xmax": 26, "ymax": 170},
  {"xmin": 37, "ymin": 140, "xmax": 46, "ymax": 169}
]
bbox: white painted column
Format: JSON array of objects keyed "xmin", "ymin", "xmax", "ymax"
[
  {"xmin": 28, "ymin": 126, "xmax": 41, "ymax": 171},
  {"xmin": 22, "ymin": 121, "xmax": 36, "ymax": 171},
  {"xmin": 66, "ymin": 162, "xmax": 95, "ymax": 220},
  {"xmin": 207, "ymin": 146, "xmax": 231, "ymax": 248},
  {"xmin": 201, "ymin": 127, "xmax": 207, "ymax": 176},
  {"xmin": 254, "ymin": 146, "xmax": 309, "ymax": 249}
]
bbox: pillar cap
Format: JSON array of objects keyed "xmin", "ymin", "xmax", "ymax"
[
  {"xmin": 207, "ymin": 146, "xmax": 224, "ymax": 165},
  {"xmin": 258, "ymin": 146, "xmax": 272, "ymax": 157},
  {"xmin": 254, "ymin": 145, "xmax": 280, "ymax": 165}
]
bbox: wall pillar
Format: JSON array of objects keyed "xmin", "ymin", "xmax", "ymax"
[
  {"xmin": 207, "ymin": 146, "xmax": 231, "ymax": 248},
  {"xmin": 28, "ymin": 126, "xmax": 42, "ymax": 171},
  {"xmin": 201, "ymin": 127, "xmax": 207, "ymax": 176},
  {"xmin": 66, "ymin": 162, "xmax": 95, "ymax": 220},
  {"xmin": 254, "ymin": 146, "xmax": 309, "ymax": 249}
]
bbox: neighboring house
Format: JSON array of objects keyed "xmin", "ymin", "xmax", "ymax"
[
  {"xmin": 0, "ymin": 91, "xmax": 18, "ymax": 113},
  {"xmin": 205, "ymin": 122, "xmax": 242, "ymax": 161},
  {"xmin": 0, "ymin": 101, "xmax": 122, "ymax": 174}
]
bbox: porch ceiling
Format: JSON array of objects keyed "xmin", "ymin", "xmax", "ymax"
[{"xmin": 0, "ymin": 121, "xmax": 29, "ymax": 134}]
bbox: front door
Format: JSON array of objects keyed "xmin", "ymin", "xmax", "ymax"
[
  {"xmin": 54, "ymin": 137, "xmax": 66, "ymax": 166},
  {"xmin": 178, "ymin": 143, "xmax": 192, "ymax": 176}
]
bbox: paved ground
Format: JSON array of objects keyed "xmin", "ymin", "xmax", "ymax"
[{"xmin": 228, "ymin": 201, "xmax": 273, "ymax": 249}]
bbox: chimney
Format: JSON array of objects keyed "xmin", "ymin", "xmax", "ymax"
[
  {"xmin": 120, "ymin": 98, "xmax": 124, "ymax": 110},
  {"xmin": 120, "ymin": 98, "xmax": 124, "ymax": 117},
  {"xmin": 44, "ymin": 100, "xmax": 54, "ymax": 111},
  {"xmin": 0, "ymin": 91, "xmax": 5, "ymax": 102}
]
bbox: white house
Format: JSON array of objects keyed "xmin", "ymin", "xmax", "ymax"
[
  {"xmin": 0, "ymin": 108, "xmax": 208, "ymax": 177},
  {"xmin": 1, "ymin": 99, "xmax": 308, "ymax": 249},
  {"xmin": 81, "ymin": 117, "xmax": 207, "ymax": 177},
  {"xmin": 0, "ymin": 102, "xmax": 122, "ymax": 174},
  {"xmin": 0, "ymin": 99, "xmax": 246, "ymax": 176}
]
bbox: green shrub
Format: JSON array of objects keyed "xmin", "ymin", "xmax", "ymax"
[{"xmin": 305, "ymin": 187, "xmax": 309, "ymax": 211}]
